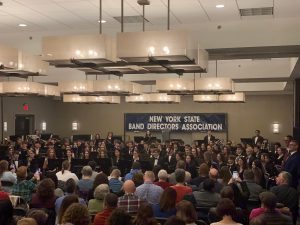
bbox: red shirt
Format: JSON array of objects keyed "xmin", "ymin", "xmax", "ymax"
[
  {"xmin": 154, "ymin": 181, "xmax": 171, "ymax": 190},
  {"xmin": 94, "ymin": 208, "xmax": 115, "ymax": 225},
  {"xmin": 0, "ymin": 192, "xmax": 9, "ymax": 200},
  {"xmin": 171, "ymin": 185, "xmax": 192, "ymax": 203}
]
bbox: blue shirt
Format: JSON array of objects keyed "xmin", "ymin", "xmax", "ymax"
[
  {"xmin": 152, "ymin": 203, "xmax": 176, "ymax": 218},
  {"xmin": 77, "ymin": 179, "xmax": 93, "ymax": 192},
  {"xmin": 135, "ymin": 182, "xmax": 163, "ymax": 205},
  {"xmin": 109, "ymin": 178, "xmax": 123, "ymax": 193},
  {"xmin": 124, "ymin": 169, "xmax": 140, "ymax": 181}
]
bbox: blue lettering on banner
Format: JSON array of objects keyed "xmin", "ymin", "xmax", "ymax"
[{"xmin": 125, "ymin": 113, "xmax": 227, "ymax": 132}]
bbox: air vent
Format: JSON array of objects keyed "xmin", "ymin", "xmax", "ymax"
[
  {"xmin": 240, "ymin": 7, "xmax": 273, "ymax": 16},
  {"xmin": 114, "ymin": 15, "xmax": 149, "ymax": 23}
]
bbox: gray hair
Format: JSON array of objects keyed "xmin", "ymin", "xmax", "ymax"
[
  {"xmin": 280, "ymin": 171, "xmax": 291, "ymax": 184},
  {"xmin": 94, "ymin": 184, "xmax": 109, "ymax": 200},
  {"xmin": 158, "ymin": 169, "xmax": 168, "ymax": 181}
]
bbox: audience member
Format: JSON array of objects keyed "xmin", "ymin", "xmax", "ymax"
[
  {"xmin": 152, "ymin": 187, "xmax": 177, "ymax": 218},
  {"xmin": 118, "ymin": 180, "xmax": 146, "ymax": 214},
  {"xmin": 61, "ymin": 203, "xmax": 90, "ymax": 225},
  {"xmin": 133, "ymin": 203, "xmax": 158, "ymax": 225},
  {"xmin": 135, "ymin": 171, "xmax": 163, "ymax": 204},
  {"xmin": 109, "ymin": 169, "xmax": 123, "ymax": 194},
  {"xmin": 171, "ymin": 169, "xmax": 192, "ymax": 203},
  {"xmin": 283, "ymin": 140, "xmax": 300, "ymax": 188},
  {"xmin": 30, "ymin": 178, "xmax": 56, "ymax": 209},
  {"xmin": 58, "ymin": 194, "xmax": 79, "ymax": 224},
  {"xmin": 107, "ymin": 208, "xmax": 132, "ymax": 225},
  {"xmin": 88, "ymin": 183, "xmax": 109, "ymax": 215},
  {"xmin": 250, "ymin": 192, "xmax": 292, "ymax": 225},
  {"xmin": 88, "ymin": 161, "xmax": 99, "ymax": 181},
  {"xmin": 193, "ymin": 178, "xmax": 220, "ymax": 207},
  {"xmin": 17, "ymin": 218, "xmax": 38, "ymax": 225},
  {"xmin": 125, "ymin": 162, "xmax": 141, "ymax": 181},
  {"xmin": 198, "ymin": 168, "xmax": 223, "ymax": 193},
  {"xmin": 77, "ymin": 166, "xmax": 94, "ymax": 194},
  {"xmin": 0, "ymin": 199, "xmax": 14, "ymax": 225},
  {"xmin": 87, "ymin": 172, "xmax": 109, "ymax": 200},
  {"xmin": 154, "ymin": 169, "xmax": 171, "ymax": 190},
  {"xmin": 27, "ymin": 209, "xmax": 49, "ymax": 225},
  {"xmin": 164, "ymin": 216, "xmax": 186, "ymax": 225},
  {"xmin": 176, "ymin": 200, "xmax": 197, "ymax": 225},
  {"xmin": 94, "ymin": 193, "xmax": 118, "ymax": 225},
  {"xmin": 56, "ymin": 160, "xmax": 79, "ymax": 183},
  {"xmin": 244, "ymin": 169, "xmax": 264, "ymax": 201}
]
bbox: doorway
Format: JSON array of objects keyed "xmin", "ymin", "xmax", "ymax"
[{"xmin": 15, "ymin": 114, "xmax": 35, "ymax": 136}]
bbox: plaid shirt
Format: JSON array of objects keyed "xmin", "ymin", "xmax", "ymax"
[
  {"xmin": 118, "ymin": 193, "xmax": 145, "ymax": 214},
  {"xmin": 12, "ymin": 180, "xmax": 36, "ymax": 202}
]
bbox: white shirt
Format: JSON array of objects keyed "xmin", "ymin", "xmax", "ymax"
[
  {"xmin": 56, "ymin": 170, "xmax": 79, "ymax": 183},
  {"xmin": 255, "ymin": 136, "xmax": 258, "ymax": 144}
]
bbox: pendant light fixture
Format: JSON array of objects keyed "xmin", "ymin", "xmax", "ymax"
[
  {"xmin": 193, "ymin": 95, "xmax": 219, "ymax": 102},
  {"xmin": 2, "ymin": 81, "xmax": 44, "ymax": 95},
  {"xmin": 219, "ymin": 92, "xmax": 245, "ymax": 102},
  {"xmin": 126, "ymin": 93, "xmax": 180, "ymax": 103},
  {"xmin": 59, "ymin": 80, "xmax": 93, "ymax": 94},
  {"xmin": 63, "ymin": 94, "xmax": 120, "ymax": 104},
  {"xmin": 156, "ymin": 77, "xmax": 194, "ymax": 94}
]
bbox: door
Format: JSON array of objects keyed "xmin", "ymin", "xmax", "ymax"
[{"xmin": 15, "ymin": 115, "xmax": 35, "ymax": 136}]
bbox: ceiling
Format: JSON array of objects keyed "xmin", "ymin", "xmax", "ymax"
[{"xmin": 0, "ymin": 0, "xmax": 300, "ymax": 94}]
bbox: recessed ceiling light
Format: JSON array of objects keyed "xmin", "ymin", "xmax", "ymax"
[
  {"xmin": 18, "ymin": 23, "xmax": 27, "ymax": 27},
  {"xmin": 216, "ymin": 4, "xmax": 225, "ymax": 8},
  {"xmin": 98, "ymin": 20, "xmax": 107, "ymax": 23}
]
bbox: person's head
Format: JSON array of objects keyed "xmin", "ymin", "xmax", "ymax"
[
  {"xmin": 27, "ymin": 209, "xmax": 48, "ymax": 225},
  {"xmin": 185, "ymin": 171, "xmax": 191, "ymax": 183},
  {"xmin": 284, "ymin": 135, "xmax": 293, "ymax": 146},
  {"xmin": 61, "ymin": 203, "xmax": 90, "ymax": 225},
  {"xmin": 134, "ymin": 203, "xmax": 156, "ymax": 225},
  {"xmin": 0, "ymin": 160, "xmax": 9, "ymax": 176},
  {"xmin": 159, "ymin": 187, "xmax": 177, "ymax": 212},
  {"xmin": 114, "ymin": 149, "xmax": 121, "ymax": 158},
  {"xmin": 288, "ymin": 140, "xmax": 299, "ymax": 153},
  {"xmin": 209, "ymin": 168, "xmax": 218, "ymax": 180},
  {"xmin": 157, "ymin": 169, "xmax": 168, "ymax": 181},
  {"xmin": 47, "ymin": 148, "xmax": 56, "ymax": 158},
  {"xmin": 202, "ymin": 179, "xmax": 215, "ymax": 192},
  {"xmin": 175, "ymin": 169, "xmax": 186, "ymax": 184},
  {"xmin": 259, "ymin": 192, "xmax": 277, "ymax": 210},
  {"xmin": 94, "ymin": 184, "xmax": 109, "ymax": 200},
  {"xmin": 216, "ymin": 198, "xmax": 236, "ymax": 219},
  {"xmin": 220, "ymin": 186, "xmax": 234, "ymax": 200},
  {"xmin": 110, "ymin": 169, "xmax": 121, "ymax": 179},
  {"xmin": 219, "ymin": 166, "xmax": 232, "ymax": 185},
  {"xmin": 17, "ymin": 218, "xmax": 38, "ymax": 225},
  {"xmin": 65, "ymin": 178, "xmax": 77, "ymax": 194},
  {"xmin": 237, "ymin": 157, "xmax": 246, "ymax": 168},
  {"xmin": 58, "ymin": 195, "xmax": 79, "ymax": 224},
  {"xmin": 143, "ymin": 171, "xmax": 155, "ymax": 183},
  {"xmin": 132, "ymin": 172, "xmax": 144, "ymax": 187},
  {"xmin": 16, "ymin": 166, "xmax": 27, "ymax": 180},
  {"xmin": 198, "ymin": 163, "xmax": 209, "ymax": 177},
  {"xmin": 132, "ymin": 161, "xmax": 141, "ymax": 170},
  {"xmin": 107, "ymin": 208, "xmax": 132, "ymax": 225},
  {"xmin": 88, "ymin": 161, "xmax": 96, "ymax": 171},
  {"xmin": 123, "ymin": 180, "xmax": 136, "ymax": 194},
  {"xmin": 276, "ymin": 171, "xmax": 291, "ymax": 186},
  {"xmin": 227, "ymin": 155, "xmax": 236, "ymax": 165},
  {"xmin": 164, "ymin": 216, "xmax": 185, "ymax": 225},
  {"xmin": 243, "ymin": 169, "xmax": 255, "ymax": 181},
  {"xmin": 176, "ymin": 160, "xmax": 185, "ymax": 169},
  {"xmin": 93, "ymin": 173, "xmax": 109, "ymax": 189},
  {"xmin": 176, "ymin": 200, "xmax": 197, "ymax": 224},
  {"xmin": 255, "ymin": 130, "xmax": 260, "ymax": 136},
  {"xmin": 81, "ymin": 166, "xmax": 92, "ymax": 178},
  {"xmin": 61, "ymin": 160, "xmax": 70, "ymax": 174},
  {"xmin": 37, "ymin": 178, "xmax": 55, "ymax": 201},
  {"xmin": 104, "ymin": 193, "xmax": 118, "ymax": 209},
  {"xmin": 245, "ymin": 147, "xmax": 253, "ymax": 156}
]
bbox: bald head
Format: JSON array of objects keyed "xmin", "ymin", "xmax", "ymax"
[
  {"xmin": 209, "ymin": 168, "xmax": 218, "ymax": 180},
  {"xmin": 123, "ymin": 180, "xmax": 136, "ymax": 194}
]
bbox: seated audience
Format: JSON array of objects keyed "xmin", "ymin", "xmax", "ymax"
[
  {"xmin": 61, "ymin": 203, "xmax": 90, "ymax": 225},
  {"xmin": 87, "ymin": 172, "xmax": 109, "ymax": 201},
  {"xmin": 133, "ymin": 203, "xmax": 158, "ymax": 225},
  {"xmin": 0, "ymin": 160, "xmax": 17, "ymax": 192},
  {"xmin": 77, "ymin": 166, "xmax": 94, "ymax": 195},
  {"xmin": 109, "ymin": 169, "xmax": 123, "ymax": 194},
  {"xmin": 88, "ymin": 161, "xmax": 99, "ymax": 181},
  {"xmin": 132, "ymin": 172, "xmax": 144, "ymax": 187},
  {"xmin": 176, "ymin": 200, "xmax": 198, "ymax": 225},
  {"xmin": 107, "ymin": 208, "xmax": 132, "ymax": 225},
  {"xmin": 169, "ymin": 160, "xmax": 185, "ymax": 185},
  {"xmin": 152, "ymin": 187, "xmax": 177, "ymax": 218},
  {"xmin": 193, "ymin": 178, "xmax": 220, "ymax": 207},
  {"xmin": 135, "ymin": 171, "xmax": 163, "ymax": 205},
  {"xmin": 55, "ymin": 178, "xmax": 85, "ymax": 215},
  {"xmin": 154, "ymin": 169, "xmax": 171, "ymax": 190},
  {"xmin": 171, "ymin": 169, "xmax": 192, "ymax": 203},
  {"xmin": 198, "ymin": 168, "xmax": 223, "ymax": 193},
  {"xmin": 17, "ymin": 218, "xmax": 38, "ymax": 225},
  {"xmin": 190, "ymin": 163, "xmax": 209, "ymax": 187},
  {"xmin": 250, "ymin": 192, "xmax": 292, "ymax": 225},
  {"xmin": 211, "ymin": 198, "xmax": 242, "ymax": 225},
  {"xmin": 94, "ymin": 193, "xmax": 118, "ymax": 225},
  {"xmin": 88, "ymin": 184, "xmax": 109, "ymax": 215},
  {"xmin": 58, "ymin": 194, "xmax": 79, "ymax": 225},
  {"xmin": 244, "ymin": 169, "xmax": 264, "ymax": 201},
  {"xmin": 118, "ymin": 180, "xmax": 146, "ymax": 214},
  {"xmin": 218, "ymin": 166, "xmax": 232, "ymax": 186},
  {"xmin": 12, "ymin": 166, "xmax": 39, "ymax": 202},
  {"xmin": 270, "ymin": 171, "xmax": 298, "ymax": 225},
  {"xmin": 56, "ymin": 160, "xmax": 79, "ymax": 183},
  {"xmin": 27, "ymin": 209, "xmax": 49, "ymax": 225},
  {"xmin": 30, "ymin": 178, "xmax": 56, "ymax": 210},
  {"xmin": 164, "ymin": 216, "xmax": 186, "ymax": 225}
]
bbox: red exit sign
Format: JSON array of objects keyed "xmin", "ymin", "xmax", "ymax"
[{"xmin": 23, "ymin": 103, "xmax": 29, "ymax": 111}]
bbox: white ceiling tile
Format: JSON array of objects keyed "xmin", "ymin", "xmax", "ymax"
[{"xmin": 237, "ymin": 0, "xmax": 273, "ymax": 9}]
